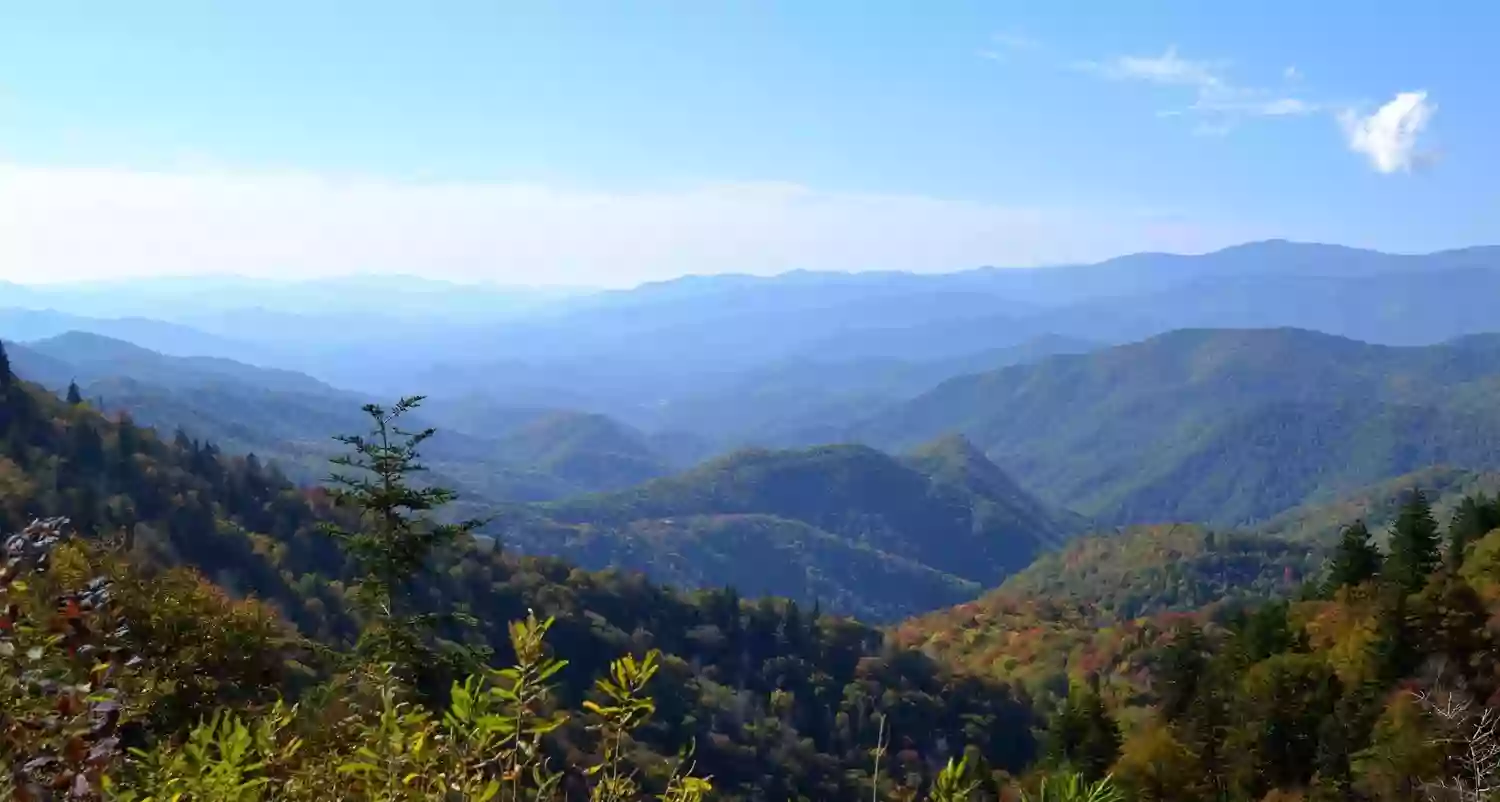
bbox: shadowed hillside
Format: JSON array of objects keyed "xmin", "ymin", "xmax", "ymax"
[
  {"xmin": 492, "ymin": 437, "xmax": 1083, "ymax": 621},
  {"xmin": 856, "ymin": 328, "xmax": 1500, "ymax": 526}
]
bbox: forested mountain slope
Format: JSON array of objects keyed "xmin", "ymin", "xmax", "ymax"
[
  {"xmin": 891, "ymin": 485, "xmax": 1500, "ymax": 801},
  {"xmin": 1252, "ymin": 465, "xmax": 1500, "ymax": 544},
  {"xmin": 994, "ymin": 524, "xmax": 1317, "ymax": 620},
  {"xmin": 0, "ymin": 345, "xmax": 1041, "ymax": 801},
  {"xmin": 3, "ymin": 333, "xmax": 689, "ymax": 502},
  {"xmin": 633, "ymin": 335, "xmax": 1098, "ymax": 445},
  {"xmin": 491, "ymin": 437, "xmax": 1083, "ymax": 621},
  {"xmin": 982, "ymin": 468, "xmax": 1500, "ymax": 623},
  {"xmin": 855, "ymin": 328, "xmax": 1500, "ymax": 526}
]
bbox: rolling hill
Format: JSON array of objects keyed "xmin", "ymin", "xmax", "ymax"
[
  {"xmin": 1, "ymin": 332, "xmax": 690, "ymax": 504},
  {"xmin": 631, "ymin": 334, "xmax": 1100, "ymax": 445},
  {"xmin": 986, "ymin": 467, "xmax": 1500, "ymax": 625},
  {"xmin": 1252, "ymin": 465, "xmax": 1500, "ymax": 545},
  {"xmin": 491, "ymin": 436, "xmax": 1084, "ymax": 621},
  {"xmin": 853, "ymin": 328, "xmax": 1500, "ymax": 527},
  {"xmin": 993, "ymin": 524, "xmax": 1316, "ymax": 620},
  {"xmin": 0, "ymin": 307, "xmax": 269, "ymax": 363},
  {"xmin": 490, "ymin": 409, "xmax": 682, "ymax": 491}
]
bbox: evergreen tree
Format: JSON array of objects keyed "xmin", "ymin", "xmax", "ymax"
[
  {"xmin": 319, "ymin": 395, "xmax": 487, "ymax": 689},
  {"xmin": 1310, "ymin": 713, "xmax": 1353, "ymax": 802},
  {"xmin": 1156, "ymin": 624, "xmax": 1207, "ymax": 723},
  {"xmin": 1372, "ymin": 587, "xmax": 1418, "ymax": 683},
  {"xmin": 0, "ymin": 340, "xmax": 12, "ymax": 437},
  {"xmin": 1448, "ymin": 493, "xmax": 1500, "ymax": 565},
  {"xmin": 1239, "ymin": 600, "xmax": 1301, "ymax": 661},
  {"xmin": 69, "ymin": 419, "xmax": 106, "ymax": 474},
  {"xmin": 66, "ymin": 380, "xmax": 83, "ymax": 405},
  {"xmin": 1326, "ymin": 520, "xmax": 1381, "ymax": 592},
  {"xmin": 1383, "ymin": 488, "xmax": 1441, "ymax": 595},
  {"xmin": 1042, "ymin": 678, "xmax": 1122, "ymax": 782}
]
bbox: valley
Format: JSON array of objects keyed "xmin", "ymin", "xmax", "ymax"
[{"xmin": 7, "ymin": 240, "xmax": 1500, "ymax": 800}]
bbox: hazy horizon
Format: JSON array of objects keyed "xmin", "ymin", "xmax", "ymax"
[
  {"xmin": 5, "ymin": 237, "xmax": 1498, "ymax": 293},
  {"xmin": 5, "ymin": 3, "xmax": 1496, "ymax": 287}
]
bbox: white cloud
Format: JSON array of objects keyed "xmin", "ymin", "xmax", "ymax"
[
  {"xmin": 1193, "ymin": 94, "xmax": 1320, "ymax": 118},
  {"xmin": 1080, "ymin": 46, "xmax": 1319, "ymax": 132},
  {"xmin": 1340, "ymin": 91, "xmax": 1436, "ymax": 174},
  {"xmin": 0, "ymin": 164, "xmax": 1263, "ymax": 286},
  {"xmin": 1082, "ymin": 48, "xmax": 1440, "ymax": 170},
  {"xmin": 1086, "ymin": 46, "xmax": 1225, "ymax": 88}
]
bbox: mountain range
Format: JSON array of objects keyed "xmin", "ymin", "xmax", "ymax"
[
  {"xmin": 12, "ymin": 239, "xmax": 1500, "ymax": 799},
  {"xmin": 852, "ymin": 327, "xmax": 1500, "ymax": 527},
  {"xmin": 0, "ymin": 332, "xmax": 695, "ymax": 508},
  {"xmin": 7, "ymin": 241, "xmax": 1500, "ymax": 419}
]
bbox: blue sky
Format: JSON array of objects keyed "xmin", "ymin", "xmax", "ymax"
[{"xmin": 0, "ymin": 1, "xmax": 1493, "ymax": 286}]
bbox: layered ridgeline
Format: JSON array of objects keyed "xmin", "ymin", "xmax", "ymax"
[
  {"xmin": 22, "ymin": 242, "xmax": 1500, "ymax": 452},
  {"xmin": 2, "ymin": 332, "xmax": 1083, "ymax": 621},
  {"xmin": 3, "ymin": 332, "xmax": 693, "ymax": 502},
  {"xmin": 624, "ymin": 334, "xmax": 1100, "ymax": 446},
  {"xmin": 490, "ymin": 435, "xmax": 1083, "ymax": 622},
  {"xmin": 0, "ymin": 349, "xmax": 1044, "ymax": 801},
  {"xmin": 855, "ymin": 328, "xmax": 1500, "ymax": 527}
]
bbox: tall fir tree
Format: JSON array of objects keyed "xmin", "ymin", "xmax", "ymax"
[
  {"xmin": 1156, "ymin": 624, "xmax": 1208, "ymax": 723},
  {"xmin": 66, "ymin": 380, "xmax": 84, "ymax": 405},
  {"xmin": 1448, "ymin": 493, "xmax": 1500, "ymax": 565},
  {"xmin": 1043, "ymin": 677, "xmax": 1122, "ymax": 782},
  {"xmin": 320, "ymin": 395, "xmax": 488, "ymax": 692},
  {"xmin": 1383, "ymin": 488, "xmax": 1441, "ymax": 595},
  {"xmin": 0, "ymin": 340, "xmax": 15, "ymax": 440},
  {"xmin": 1326, "ymin": 520, "xmax": 1381, "ymax": 592}
]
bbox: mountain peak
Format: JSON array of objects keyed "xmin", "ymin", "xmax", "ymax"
[
  {"xmin": 908, "ymin": 432, "xmax": 987, "ymax": 464},
  {"xmin": 29, "ymin": 330, "xmax": 162, "ymax": 361}
]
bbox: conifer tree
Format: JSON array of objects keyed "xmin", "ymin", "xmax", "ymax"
[
  {"xmin": 1384, "ymin": 488, "xmax": 1441, "ymax": 595},
  {"xmin": 66, "ymin": 380, "xmax": 83, "ymax": 405},
  {"xmin": 320, "ymin": 395, "xmax": 487, "ymax": 688},
  {"xmin": 1448, "ymin": 493, "xmax": 1500, "ymax": 565},
  {"xmin": 1310, "ymin": 713, "xmax": 1354, "ymax": 801},
  {"xmin": 1326, "ymin": 520, "xmax": 1381, "ymax": 592},
  {"xmin": 1156, "ymin": 625, "xmax": 1208, "ymax": 723},
  {"xmin": 0, "ymin": 340, "xmax": 11, "ymax": 437},
  {"xmin": 1239, "ymin": 600, "xmax": 1300, "ymax": 660},
  {"xmin": 1043, "ymin": 678, "xmax": 1122, "ymax": 782}
]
